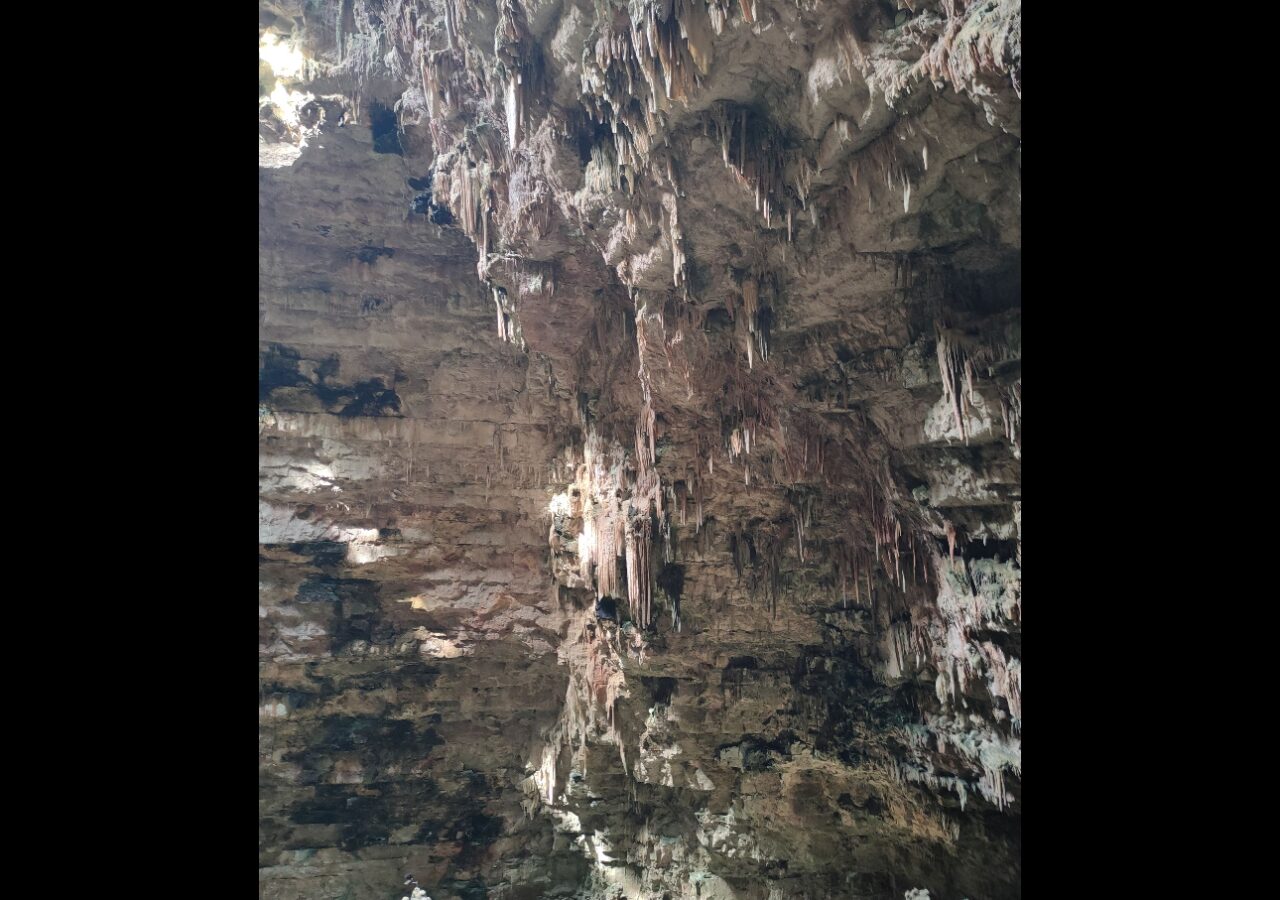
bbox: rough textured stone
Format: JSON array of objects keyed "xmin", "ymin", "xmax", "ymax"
[{"xmin": 260, "ymin": 2, "xmax": 1020, "ymax": 897}]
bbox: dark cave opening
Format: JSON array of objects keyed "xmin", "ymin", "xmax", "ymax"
[{"xmin": 369, "ymin": 102, "xmax": 403, "ymax": 155}]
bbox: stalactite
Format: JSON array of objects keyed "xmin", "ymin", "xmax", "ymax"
[
  {"xmin": 936, "ymin": 327, "xmax": 969, "ymax": 443},
  {"xmin": 335, "ymin": 0, "xmax": 344, "ymax": 65},
  {"xmin": 998, "ymin": 378, "xmax": 1021, "ymax": 449},
  {"xmin": 344, "ymin": 0, "xmax": 1018, "ymax": 831},
  {"xmin": 506, "ymin": 73, "xmax": 522, "ymax": 146},
  {"xmin": 625, "ymin": 509, "xmax": 654, "ymax": 629},
  {"xmin": 706, "ymin": 102, "xmax": 797, "ymax": 235}
]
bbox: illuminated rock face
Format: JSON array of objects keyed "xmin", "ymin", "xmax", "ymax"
[{"xmin": 259, "ymin": 3, "xmax": 1020, "ymax": 899}]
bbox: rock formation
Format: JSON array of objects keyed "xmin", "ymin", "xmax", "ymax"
[{"xmin": 259, "ymin": 1, "xmax": 1020, "ymax": 897}]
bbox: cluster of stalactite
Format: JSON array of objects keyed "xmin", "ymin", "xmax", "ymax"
[
  {"xmin": 824, "ymin": 0, "xmax": 1021, "ymax": 119},
  {"xmin": 902, "ymin": 709, "xmax": 1021, "ymax": 812},
  {"xmin": 628, "ymin": 288, "xmax": 663, "ymax": 627},
  {"xmin": 789, "ymin": 489, "xmax": 814, "ymax": 563},
  {"xmin": 675, "ymin": 352, "xmax": 824, "ymax": 475},
  {"xmin": 346, "ymin": 0, "xmax": 1014, "ymax": 466},
  {"xmin": 491, "ymin": 285, "xmax": 525, "ymax": 347},
  {"xmin": 728, "ymin": 523, "xmax": 785, "ymax": 617},
  {"xmin": 528, "ymin": 619, "xmax": 634, "ymax": 810},
  {"xmin": 887, "ymin": 761, "xmax": 976, "ymax": 831},
  {"xmin": 580, "ymin": 1, "xmax": 716, "ymax": 155},
  {"xmin": 560, "ymin": 428, "xmax": 668, "ymax": 631},
  {"xmin": 935, "ymin": 323, "xmax": 1021, "ymax": 447},
  {"xmin": 668, "ymin": 474, "xmax": 704, "ymax": 532},
  {"xmin": 662, "ymin": 189, "xmax": 688, "ymax": 288},
  {"xmin": 914, "ymin": 0, "xmax": 1022, "ymax": 102},
  {"xmin": 707, "ymin": 102, "xmax": 798, "ymax": 234},
  {"xmin": 874, "ymin": 564, "xmax": 1019, "ymax": 822},
  {"xmin": 625, "ymin": 507, "xmax": 656, "ymax": 629},
  {"xmin": 936, "ymin": 327, "xmax": 971, "ymax": 442},
  {"xmin": 719, "ymin": 479, "xmax": 934, "ymax": 622},
  {"xmin": 826, "ymin": 492, "xmax": 931, "ymax": 620},
  {"xmin": 420, "ymin": 48, "xmax": 466, "ymax": 119},
  {"xmin": 832, "ymin": 540, "xmax": 876, "ymax": 608},
  {"xmin": 930, "ymin": 558, "xmax": 1021, "ymax": 720},
  {"xmin": 717, "ymin": 384, "xmax": 771, "ymax": 487},
  {"xmin": 845, "ymin": 122, "xmax": 927, "ymax": 222},
  {"xmin": 323, "ymin": 0, "xmax": 544, "ymax": 346},
  {"xmin": 723, "ymin": 270, "xmax": 775, "ymax": 369},
  {"xmin": 998, "ymin": 378, "xmax": 1021, "ymax": 449},
  {"xmin": 576, "ymin": 0, "xmax": 722, "ymax": 183},
  {"xmin": 871, "ymin": 484, "xmax": 927, "ymax": 595},
  {"xmin": 362, "ymin": 0, "xmax": 485, "ymax": 137},
  {"xmin": 885, "ymin": 617, "xmax": 916, "ymax": 680},
  {"xmin": 769, "ymin": 415, "xmax": 832, "ymax": 484},
  {"xmin": 329, "ymin": 0, "xmax": 1021, "ymax": 286},
  {"xmin": 838, "ymin": 536, "xmax": 1020, "ymax": 817},
  {"xmin": 942, "ymin": 716, "xmax": 1018, "ymax": 814},
  {"xmin": 431, "ymin": 137, "xmax": 509, "ymax": 278},
  {"xmin": 636, "ymin": 278, "xmax": 953, "ymax": 625},
  {"xmin": 575, "ymin": 430, "xmax": 626, "ymax": 603},
  {"xmin": 495, "ymin": 0, "xmax": 549, "ymax": 149}
]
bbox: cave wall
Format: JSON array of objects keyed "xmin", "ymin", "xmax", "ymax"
[{"xmin": 259, "ymin": 2, "xmax": 1020, "ymax": 898}]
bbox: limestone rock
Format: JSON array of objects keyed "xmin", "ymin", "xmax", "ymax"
[{"xmin": 260, "ymin": 3, "xmax": 1021, "ymax": 897}]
